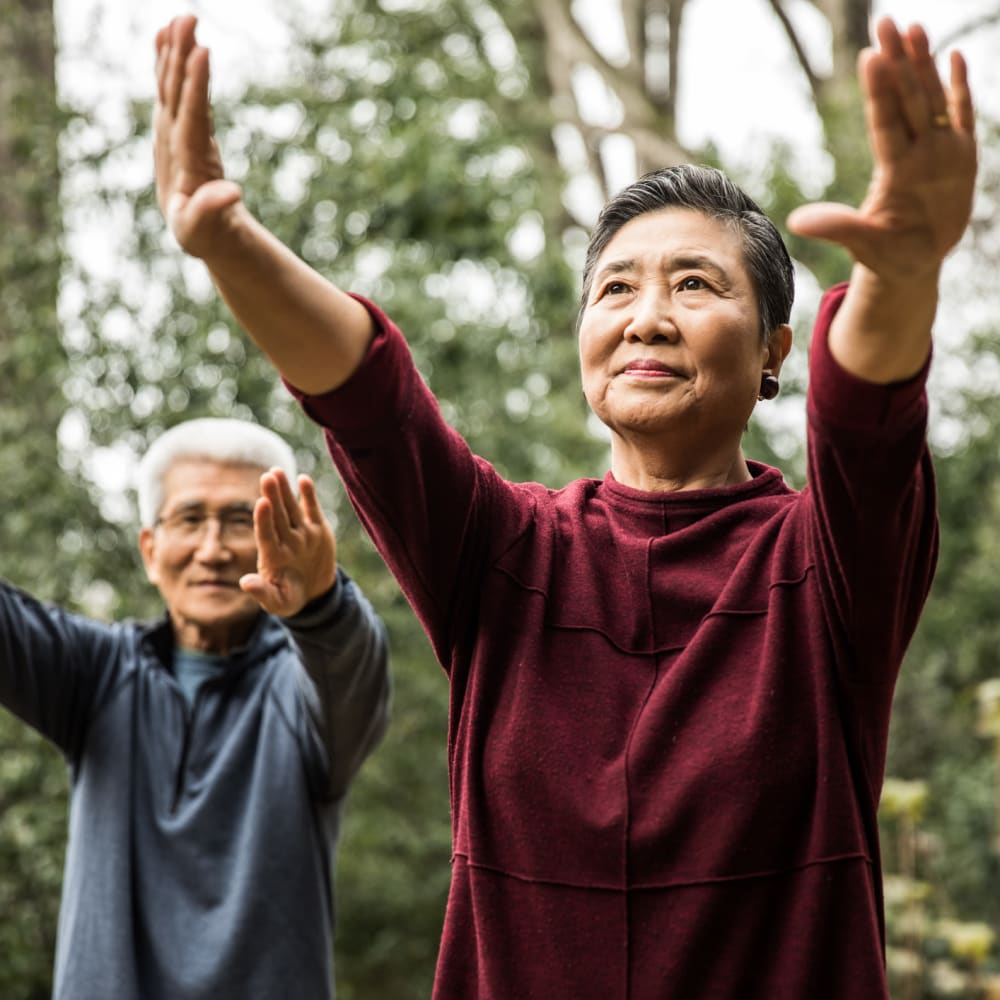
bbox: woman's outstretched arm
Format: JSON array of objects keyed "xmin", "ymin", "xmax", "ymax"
[
  {"xmin": 154, "ymin": 14, "xmax": 374, "ymax": 394},
  {"xmin": 788, "ymin": 18, "xmax": 977, "ymax": 384}
]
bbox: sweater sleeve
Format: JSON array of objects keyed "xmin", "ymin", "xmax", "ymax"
[
  {"xmin": 281, "ymin": 567, "xmax": 391, "ymax": 800},
  {"xmin": 287, "ymin": 297, "xmax": 525, "ymax": 670},
  {"xmin": 0, "ymin": 580, "xmax": 125, "ymax": 760},
  {"xmin": 804, "ymin": 283, "xmax": 938, "ymax": 684}
]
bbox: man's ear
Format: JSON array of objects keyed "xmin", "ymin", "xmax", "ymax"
[
  {"xmin": 766, "ymin": 323, "xmax": 794, "ymax": 377},
  {"xmin": 138, "ymin": 527, "xmax": 159, "ymax": 585}
]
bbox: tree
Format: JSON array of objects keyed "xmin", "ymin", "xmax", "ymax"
[{"xmin": 0, "ymin": 2, "xmax": 80, "ymax": 996}]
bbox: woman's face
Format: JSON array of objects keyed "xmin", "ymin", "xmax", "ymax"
[{"xmin": 579, "ymin": 207, "xmax": 778, "ymax": 453}]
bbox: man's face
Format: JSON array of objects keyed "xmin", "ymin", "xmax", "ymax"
[{"xmin": 138, "ymin": 458, "xmax": 264, "ymax": 653}]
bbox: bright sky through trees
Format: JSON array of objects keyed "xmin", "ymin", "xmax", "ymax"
[{"xmin": 56, "ymin": 0, "xmax": 1000, "ymax": 186}]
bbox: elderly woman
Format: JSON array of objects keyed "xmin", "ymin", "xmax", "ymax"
[{"xmin": 154, "ymin": 13, "xmax": 977, "ymax": 1000}]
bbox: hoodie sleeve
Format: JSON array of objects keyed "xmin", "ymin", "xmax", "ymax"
[
  {"xmin": 0, "ymin": 579, "xmax": 126, "ymax": 760},
  {"xmin": 281, "ymin": 567, "xmax": 391, "ymax": 800}
]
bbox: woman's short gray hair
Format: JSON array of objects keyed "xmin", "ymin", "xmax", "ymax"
[
  {"xmin": 578, "ymin": 164, "xmax": 794, "ymax": 340},
  {"xmin": 136, "ymin": 418, "xmax": 297, "ymax": 526}
]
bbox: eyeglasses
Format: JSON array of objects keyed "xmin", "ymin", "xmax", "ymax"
[{"xmin": 154, "ymin": 505, "xmax": 256, "ymax": 544}]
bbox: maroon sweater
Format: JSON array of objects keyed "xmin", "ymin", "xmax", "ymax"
[{"xmin": 293, "ymin": 285, "xmax": 937, "ymax": 1000}]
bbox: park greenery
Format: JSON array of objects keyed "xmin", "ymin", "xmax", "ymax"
[{"xmin": 2, "ymin": 0, "xmax": 1000, "ymax": 997}]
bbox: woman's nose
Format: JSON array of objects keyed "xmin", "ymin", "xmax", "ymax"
[{"xmin": 624, "ymin": 291, "xmax": 677, "ymax": 343}]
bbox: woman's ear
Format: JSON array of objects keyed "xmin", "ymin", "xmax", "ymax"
[{"xmin": 766, "ymin": 323, "xmax": 794, "ymax": 377}]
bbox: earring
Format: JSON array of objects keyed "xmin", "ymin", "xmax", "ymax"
[{"xmin": 758, "ymin": 374, "xmax": 780, "ymax": 400}]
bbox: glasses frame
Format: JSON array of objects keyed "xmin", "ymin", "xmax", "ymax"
[{"xmin": 153, "ymin": 504, "xmax": 258, "ymax": 544}]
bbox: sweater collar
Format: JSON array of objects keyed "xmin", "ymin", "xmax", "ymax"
[{"xmin": 601, "ymin": 461, "xmax": 790, "ymax": 508}]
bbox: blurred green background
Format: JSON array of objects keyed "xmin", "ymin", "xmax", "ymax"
[{"xmin": 2, "ymin": 0, "xmax": 1000, "ymax": 996}]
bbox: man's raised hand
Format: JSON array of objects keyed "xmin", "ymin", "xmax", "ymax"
[{"xmin": 240, "ymin": 470, "xmax": 338, "ymax": 618}]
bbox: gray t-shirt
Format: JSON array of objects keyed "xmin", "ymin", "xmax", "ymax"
[{"xmin": 173, "ymin": 647, "xmax": 228, "ymax": 705}]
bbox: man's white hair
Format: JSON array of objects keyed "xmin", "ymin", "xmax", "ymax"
[{"xmin": 136, "ymin": 418, "xmax": 297, "ymax": 526}]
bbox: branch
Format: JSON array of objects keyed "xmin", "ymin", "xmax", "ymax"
[
  {"xmin": 630, "ymin": 126, "xmax": 689, "ymax": 170},
  {"xmin": 532, "ymin": 0, "xmax": 664, "ymax": 129},
  {"xmin": 765, "ymin": 0, "xmax": 822, "ymax": 103},
  {"xmin": 621, "ymin": 0, "xmax": 646, "ymax": 87},
  {"xmin": 666, "ymin": 0, "xmax": 684, "ymax": 120},
  {"xmin": 933, "ymin": 10, "xmax": 1000, "ymax": 54},
  {"xmin": 537, "ymin": 9, "xmax": 614, "ymax": 200},
  {"xmin": 527, "ymin": 0, "xmax": 691, "ymax": 188}
]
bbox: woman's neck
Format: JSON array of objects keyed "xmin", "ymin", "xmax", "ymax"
[{"xmin": 609, "ymin": 437, "xmax": 752, "ymax": 493}]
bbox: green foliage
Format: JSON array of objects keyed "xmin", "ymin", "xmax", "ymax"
[
  {"xmin": 880, "ymin": 380, "xmax": 1000, "ymax": 981},
  {"xmin": 0, "ymin": 1, "xmax": 133, "ymax": 994},
  {"xmin": 332, "ymin": 596, "xmax": 451, "ymax": 999},
  {"xmin": 0, "ymin": 717, "xmax": 66, "ymax": 1000}
]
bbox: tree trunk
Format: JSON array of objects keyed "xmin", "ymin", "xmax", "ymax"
[
  {"xmin": 0, "ymin": 4, "xmax": 69, "ymax": 998},
  {"xmin": 0, "ymin": 0, "xmax": 69, "ymax": 595}
]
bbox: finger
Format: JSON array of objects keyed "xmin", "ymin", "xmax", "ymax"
[
  {"xmin": 874, "ymin": 16, "xmax": 906, "ymax": 60},
  {"xmin": 253, "ymin": 494, "xmax": 280, "ymax": 552},
  {"xmin": 176, "ymin": 46, "xmax": 215, "ymax": 162},
  {"xmin": 273, "ymin": 468, "xmax": 304, "ymax": 529},
  {"xmin": 904, "ymin": 24, "xmax": 950, "ymax": 127},
  {"xmin": 874, "ymin": 18, "xmax": 927, "ymax": 138},
  {"xmin": 154, "ymin": 27, "xmax": 169, "ymax": 102},
  {"xmin": 297, "ymin": 475, "xmax": 325, "ymax": 526},
  {"xmin": 260, "ymin": 470, "xmax": 297, "ymax": 541},
  {"xmin": 163, "ymin": 15, "xmax": 198, "ymax": 118},
  {"xmin": 239, "ymin": 572, "xmax": 265, "ymax": 598},
  {"xmin": 155, "ymin": 28, "xmax": 171, "ymax": 108},
  {"xmin": 860, "ymin": 49, "xmax": 910, "ymax": 163},
  {"xmin": 174, "ymin": 179, "xmax": 242, "ymax": 227},
  {"xmin": 948, "ymin": 50, "xmax": 975, "ymax": 134},
  {"xmin": 239, "ymin": 573, "xmax": 282, "ymax": 612}
]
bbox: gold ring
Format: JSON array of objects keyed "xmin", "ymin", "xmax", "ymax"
[{"xmin": 932, "ymin": 113, "xmax": 950, "ymax": 128}]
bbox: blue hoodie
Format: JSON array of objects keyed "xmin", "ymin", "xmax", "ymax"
[{"xmin": 0, "ymin": 568, "xmax": 390, "ymax": 1000}]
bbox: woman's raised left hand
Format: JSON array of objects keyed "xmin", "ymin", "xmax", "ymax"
[{"xmin": 788, "ymin": 18, "xmax": 977, "ymax": 282}]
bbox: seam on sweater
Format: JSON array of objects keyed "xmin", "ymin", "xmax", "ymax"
[
  {"xmin": 621, "ymin": 535, "xmax": 660, "ymax": 996},
  {"xmin": 494, "ymin": 565, "xmax": 817, "ymax": 635},
  {"xmin": 450, "ymin": 850, "xmax": 873, "ymax": 892}
]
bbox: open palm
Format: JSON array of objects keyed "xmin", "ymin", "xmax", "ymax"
[
  {"xmin": 154, "ymin": 15, "xmax": 244, "ymax": 259},
  {"xmin": 788, "ymin": 20, "xmax": 977, "ymax": 280},
  {"xmin": 240, "ymin": 471, "xmax": 338, "ymax": 618}
]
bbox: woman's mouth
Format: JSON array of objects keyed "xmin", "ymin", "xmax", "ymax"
[{"xmin": 621, "ymin": 359, "xmax": 680, "ymax": 378}]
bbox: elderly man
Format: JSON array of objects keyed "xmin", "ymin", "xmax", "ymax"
[{"xmin": 0, "ymin": 417, "xmax": 390, "ymax": 1000}]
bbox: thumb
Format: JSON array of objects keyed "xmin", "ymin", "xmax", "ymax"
[
  {"xmin": 786, "ymin": 202, "xmax": 868, "ymax": 254},
  {"xmin": 188, "ymin": 178, "xmax": 243, "ymax": 217},
  {"xmin": 167, "ymin": 180, "xmax": 242, "ymax": 231},
  {"xmin": 239, "ymin": 572, "xmax": 269, "ymax": 604}
]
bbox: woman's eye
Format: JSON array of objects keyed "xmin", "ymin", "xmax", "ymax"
[
  {"xmin": 680, "ymin": 276, "xmax": 706, "ymax": 291},
  {"xmin": 605, "ymin": 281, "xmax": 630, "ymax": 295}
]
